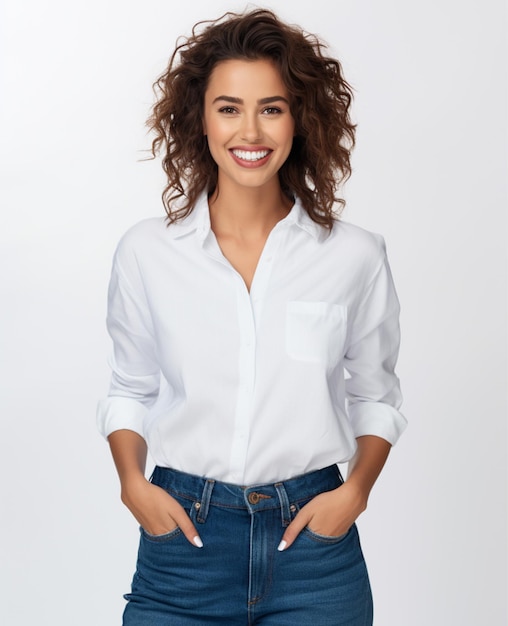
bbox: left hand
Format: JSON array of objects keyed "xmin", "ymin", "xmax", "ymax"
[{"xmin": 277, "ymin": 481, "xmax": 367, "ymax": 551}]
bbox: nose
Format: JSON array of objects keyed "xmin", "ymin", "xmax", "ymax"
[{"xmin": 240, "ymin": 112, "xmax": 262, "ymax": 142}]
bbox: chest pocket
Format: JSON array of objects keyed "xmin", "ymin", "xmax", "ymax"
[{"xmin": 285, "ymin": 301, "xmax": 347, "ymax": 366}]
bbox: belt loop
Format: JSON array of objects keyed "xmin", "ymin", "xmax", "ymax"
[
  {"xmin": 196, "ymin": 479, "xmax": 215, "ymax": 523},
  {"xmin": 275, "ymin": 482, "xmax": 291, "ymax": 527}
]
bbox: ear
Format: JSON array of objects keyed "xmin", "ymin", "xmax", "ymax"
[{"xmin": 202, "ymin": 117, "xmax": 207, "ymax": 136}]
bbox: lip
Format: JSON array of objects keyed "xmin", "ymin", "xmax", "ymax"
[{"xmin": 229, "ymin": 147, "xmax": 273, "ymax": 168}]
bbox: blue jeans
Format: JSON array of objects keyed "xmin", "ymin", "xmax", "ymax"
[{"xmin": 123, "ymin": 465, "xmax": 373, "ymax": 625}]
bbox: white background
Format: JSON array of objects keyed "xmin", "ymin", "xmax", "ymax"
[{"xmin": 1, "ymin": 1, "xmax": 506, "ymax": 624}]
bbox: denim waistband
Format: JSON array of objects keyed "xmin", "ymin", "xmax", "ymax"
[{"xmin": 150, "ymin": 465, "xmax": 343, "ymax": 525}]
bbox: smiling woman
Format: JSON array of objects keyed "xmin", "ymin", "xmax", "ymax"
[
  {"xmin": 97, "ymin": 9, "xmax": 406, "ymax": 626},
  {"xmin": 203, "ymin": 59, "xmax": 295, "ymax": 196},
  {"xmin": 203, "ymin": 58, "xmax": 296, "ymax": 291},
  {"xmin": 148, "ymin": 9, "xmax": 356, "ymax": 228}
]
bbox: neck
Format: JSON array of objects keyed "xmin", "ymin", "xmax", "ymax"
[{"xmin": 208, "ymin": 178, "xmax": 293, "ymax": 238}]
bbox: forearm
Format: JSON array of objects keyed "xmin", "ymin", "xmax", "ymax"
[
  {"xmin": 345, "ymin": 435, "xmax": 392, "ymax": 507},
  {"xmin": 107, "ymin": 429, "xmax": 202, "ymax": 546},
  {"xmin": 108, "ymin": 429, "xmax": 148, "ymax": 490}
]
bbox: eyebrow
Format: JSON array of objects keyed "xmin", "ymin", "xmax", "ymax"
[{"xmin": 212, "ymin": 95, "xmax": 290, "ymax": 105}]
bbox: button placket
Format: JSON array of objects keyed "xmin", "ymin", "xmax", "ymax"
[
  {"xmin": 227, "ymin": 224, "xmax": 286, "ymax": 484},
  {"xmin": 228, "ymin": 280, "xmax": 256, "ymax": 481}
]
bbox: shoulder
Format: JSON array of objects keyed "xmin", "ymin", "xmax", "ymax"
[
  {"xmin": 308, "ymin": 220, "xmax": 389, "ymax": 288},
  {"xmin": 331, "ymin": 219, "xmax": 385, "ymax": 250},
  {"xmin": 327, "ymin": 219, "xmax": 387, "ymax": 267},
  {"xmin": 111, "ymin": 217, "xmax": 169, "ymax": 278},
  {"xmin": 115, "ymin": 194, "xmax": 207, "ymax": 255},
  {"xmin": 113, "ymin": 216, "xmax": 175, "ymax": 258},
  {"xmin": 117, "ymin": 217, "xmax": 168, "ymax": 249}
]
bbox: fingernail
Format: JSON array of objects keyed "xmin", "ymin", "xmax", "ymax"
[
  {"xmin": 277, "ymin": 540, "xmax": 287, "ymax": 552},
  {"xmin": 193, "ymin": 536, "xmax": 203, "ymax": 548}
]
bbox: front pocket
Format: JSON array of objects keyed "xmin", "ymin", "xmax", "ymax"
[
  {"xmin": 285, "ymin": 301, "xmax": 347, "ymax": 365},
  {"xmin": 140, "ymin": 525, "xmax": 183, "ymax": 543},
  {"xmin": 302, "ymin": 525, "xmax": 352, "ymax": 544}
]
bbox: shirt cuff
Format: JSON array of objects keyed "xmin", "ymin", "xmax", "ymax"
[
  {"xmin": 96, "ymin": 396, "xmax": 147, "ymax": 440},
  {"xmin": 348, "ymin": 401, "xmax": 408, "ymax": 445}
]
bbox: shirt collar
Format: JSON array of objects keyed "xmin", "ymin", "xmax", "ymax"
[
  {"xmin": 167, "ymin": 192, "xmax": 330, "ymax": 243},
  {"xmin": 166, "ymin": 193, "xmax": 211, "ymax": 241},
  {"xmin": 283, "ymin": 197, "xmax": 330, "ymax": 243}
]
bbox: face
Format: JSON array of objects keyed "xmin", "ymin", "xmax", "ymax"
[{"xmin": 202, "ymin": 58, "xmax": 295, "ymax": 193}]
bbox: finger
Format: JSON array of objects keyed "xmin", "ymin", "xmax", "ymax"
[
  {"xmin": 170, "ymin": 507, "xmax": 203, "ymax": 548},
  {"xmin": 277, "ymin": 511, "xmax": 312, "ymax": 552}
]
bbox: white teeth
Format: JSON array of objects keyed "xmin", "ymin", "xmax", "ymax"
[{"xmin": 232, "ymin": 149, "xmax": 270, "ymax": 161}]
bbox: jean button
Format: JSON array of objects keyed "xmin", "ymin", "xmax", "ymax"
[{"xmin": 248, "ymin": 492, "xmax": 260, "ymax": 505}]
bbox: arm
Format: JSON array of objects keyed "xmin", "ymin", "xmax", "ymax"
[
  {"xmin": 279, "ymin": 238, "xmax": 405, "ymax": 551},
  {"xmin": 278, "ymin": 435, "xmax": 391, "ymax": 550},
  {"xmin": 346, "ymin": 435, "xmax": 392, "ymax": 502},
  {"xmin": 108, "ymin": 429, "xmax": 203, "ymax": 548},
  {"xmin": 98, "ymin": 239, "xmax": 202, "ymax": 547}
]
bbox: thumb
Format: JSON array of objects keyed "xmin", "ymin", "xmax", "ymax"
[{"xmin": 277, "ymin": 510, "xmax": 311, "ymax": 552}]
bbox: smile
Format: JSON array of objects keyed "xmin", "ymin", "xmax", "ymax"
[{"xmin": 230, "ymin": 149, "xmax": 271, "ymax": 162}]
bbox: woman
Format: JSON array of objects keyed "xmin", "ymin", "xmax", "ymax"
[{"xmin": 97, "ymin": 9, "xmax": 406, "ymax": 625}]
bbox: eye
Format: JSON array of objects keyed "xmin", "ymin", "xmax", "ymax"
[
  {"xmin": 262, "ymin": 107, "xmax": 283, "ymax": 115},
  {"xmin": 218, "ymin": 106, "xmax": 238, "ymax": 115}
]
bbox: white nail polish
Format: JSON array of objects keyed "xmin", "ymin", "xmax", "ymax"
[
  {"xmin": 193, "ymin": 536, "xmax": 204, "ymax": 548},
  {"xmin": 277, "ymin": 540, "xmax": 287, "ymax": 552}
]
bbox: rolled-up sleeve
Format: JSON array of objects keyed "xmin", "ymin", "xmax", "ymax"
[
  {"xmin": 96, "ymin": 242, "xmax": 160, "ymax": 439},
  {"xmin": 344, "ymin": 237, "xmax": 407, "ymax": 444}
]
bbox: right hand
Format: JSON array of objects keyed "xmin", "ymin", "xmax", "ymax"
[{"xmin": 120, "ymin": 475, "xmax": 203, "ymax": 548}]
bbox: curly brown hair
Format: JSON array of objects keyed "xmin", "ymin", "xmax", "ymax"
[{"xmin": 148, "ymin": 9, "xmax": 356, "ymax": 228}]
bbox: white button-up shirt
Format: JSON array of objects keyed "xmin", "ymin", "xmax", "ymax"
[{"xmin": 97, "ymin": 194, "xmax": 406, "ymax": 484}]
